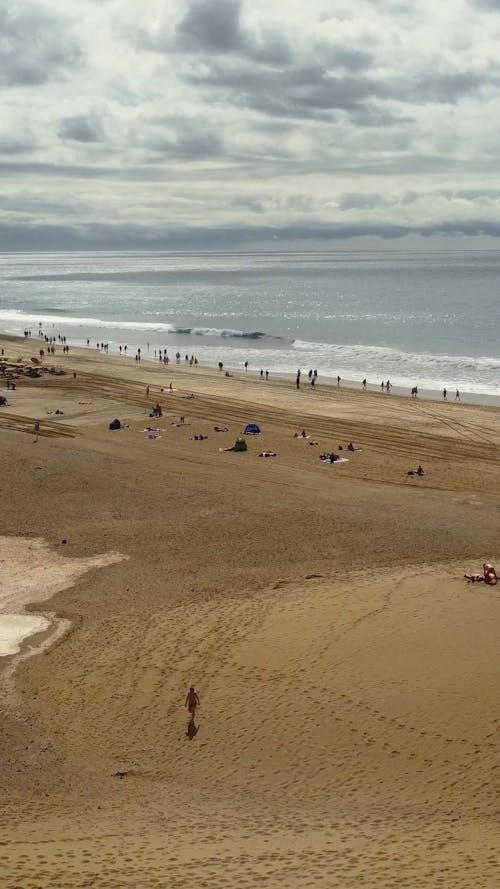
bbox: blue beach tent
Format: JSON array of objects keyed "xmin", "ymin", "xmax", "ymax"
[{"xmin": 243, "ymin": 423, "xmax": 261, "ymax": 435}]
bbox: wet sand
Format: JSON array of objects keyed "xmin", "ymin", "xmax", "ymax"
[{"xmin": 1, "ymin": 334, "xmax": 499, "ymax": 888}]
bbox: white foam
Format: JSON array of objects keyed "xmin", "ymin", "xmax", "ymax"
[
  {"xmin": 0, "ymin": 537, "xmax": 127, "ymax": 659},
  {"xmin": 0, "ymin": 308, "xmax": 177, "ymax": 333}
]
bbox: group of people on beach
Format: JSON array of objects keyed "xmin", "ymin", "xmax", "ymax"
[
  {"xmin": 26, "ymin": 325, "xmax": 471, "ymax": 404},
  {"xmin": 465, "ymin": 563, "xmax": 497, "ymax": 585}
]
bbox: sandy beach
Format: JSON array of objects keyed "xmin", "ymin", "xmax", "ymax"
[{"xmin": 1, "ymin": 334, "xmax": 499, "ymax": 888}]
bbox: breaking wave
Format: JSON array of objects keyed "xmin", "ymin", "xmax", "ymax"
[{"xmin": 0, "ymin": 310, "xmax": 272, "ymax": 340}]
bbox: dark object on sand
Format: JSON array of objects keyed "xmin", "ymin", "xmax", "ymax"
[
  {"xmin": 109, "ymin": 418, "xmax": 121, "ymax": 430},
  {"xmin": 244, "ymin": 423, "xmax": 261, "ymax": 435}
]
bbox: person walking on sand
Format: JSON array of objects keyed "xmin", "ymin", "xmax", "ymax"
[
  {"xmin": 185, "ymin": 686, "xmax": 200, "ymax": 717},
  {"xmin": 455, "ymin": 389, "xmax": 460, "ymax": 401},
  {"xmin": 443, "ymin": 388, "xmax": 447, "ymax": 400},
  {"xmin": 33, "ymin": 421, "xmax": 40, "ymax": 442}
]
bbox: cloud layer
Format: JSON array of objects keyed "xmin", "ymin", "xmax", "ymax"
[{"xmin": 2, "ymin": 0, "xmax": 500, "ymax": 249}]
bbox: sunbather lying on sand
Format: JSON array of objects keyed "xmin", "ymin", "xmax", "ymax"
[
  {"xmin": 407, "ymin": 465, "xmax": 425, "ymax": 476},
  {"xmin": 320, "ymin": 453, "xmax": 349, "ymax": 464},
  {"xmin": 465, "ymin": 563, "xmax": 497, "ymax": 585},
  {"xmin": 258, "ymin": 451, "xmax": 277, "ymax": 458},
  {"xmin": 214, "ymin": 426, "xmax": 229, "ymax": 432},
  {"xmin": 192, "ymin": 434, "xmax": 208, "ymax": 440}
]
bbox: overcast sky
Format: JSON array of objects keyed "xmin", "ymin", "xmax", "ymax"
[{"xmin": 2, "ymin": 0, "xmax": 500, "ymax": 250}]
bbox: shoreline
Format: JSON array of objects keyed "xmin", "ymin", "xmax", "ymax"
[{"xmin": 2, "ymin": 329, "xmax": 499, "ymax": 409}]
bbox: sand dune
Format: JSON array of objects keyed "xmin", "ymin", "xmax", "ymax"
[{"xmin": 0, "ymin": 335, "xmax": 499, "ymax": 888}]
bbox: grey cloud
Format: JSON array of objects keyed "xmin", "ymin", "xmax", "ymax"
[
  {"xmin": 58, "ymin": 115, "xmax": 105, "ymax": 143},
  {"xmin": 0, "ymin": 136, "xmax": 37, "ymax": 156},
  {"xmin": 174, "ymin": 0, "xmax": 293, "ymax": 64},
  {"xmin": 176, "ymin": 0, "xmax": 243, "ymax": 53},
  {"xmin": 172, "ymin": 0, "xmax": 371, "ymax": 72},
  {"xmin": 391, "ymin": 70, "xmax": 495, "ymax": 104},
  {"xmin": 183, "ymin": 60, "xmax": 380, "ymax": 120},
  {"xmin": 0, "ymin": 6, "xmax": 80, "ymax": 86},
  {"xmin": 471, "ymin": 0, "xmax": 500, "ymax": 8},
  {"xmin": 316, "ymin": 43, "xmax": 373, "ymax": 73},
  {"xmin": 182, "ymin": 56, "xmax": 491, "ymax": 126},
  {"xmin": 454, "ymin": 188, "xmax": 500, "ymax": 199},
  {"xmin": 5, "ymin": 219, "xmax": 500, "ymax": 252},
  {"xmin": 142, "ymin": 117, "xmax": 224, "ymax": 159},
  {"xmin": 230, "ymin": 196, "xmax": 266, "ymax": 213},
  {"xmin": 230, "ymin": 194, "xmax": 314, "ymax": 213},
  {"xmin": 339, "ymin": 193, "xmax": 389, "ymax": 211},
  {"xmin": 146, "ymin": 132, "xmax": 223, "ymax": 159}
]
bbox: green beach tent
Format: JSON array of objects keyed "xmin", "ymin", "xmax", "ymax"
[{"xmin": 234, "ymin": 436, "xmax": 247, "ymax": 451}]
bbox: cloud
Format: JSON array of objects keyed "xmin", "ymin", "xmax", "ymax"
[
  {"xmin": 0, "ymin": 133, "xmax": 37, "ymax": 155},
  {"xmin": 176, "ymin": 0, "xmax": 244, "ymax": 53},
  {"xmin": 471, "ymin": 0, "xmax": 500, "ymax": 8},
  {"xmin": 4, "ymin": 217, "xmax": 500, "ymax": 253},
  {"xmin": 0, "ymin": 4, "xmax": 80, "ymax": 86},
  {"xmin": 0, "ymin": 0, "xmax": 500, "ymax": 248},
  {"xmin": 58, "ymin": 115, "xmax": 105, "ymax": 143}
]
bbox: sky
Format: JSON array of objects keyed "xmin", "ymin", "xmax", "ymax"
[{"xmin": 2, "ymin": 0, "xmax": 500, "ymax": 251}]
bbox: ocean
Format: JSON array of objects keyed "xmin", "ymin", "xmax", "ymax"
[{"xmin": 0, "ymin": 249, "xmax": 499, "ymax": 401}]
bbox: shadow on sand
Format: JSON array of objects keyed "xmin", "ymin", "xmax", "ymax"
[{"xmin": 186, "ymin": 717, "xmax": 199, "ymax": 740}]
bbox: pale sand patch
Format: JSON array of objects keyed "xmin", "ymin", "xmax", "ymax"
[{"xmin": 0, "ymin": 536, "xmax": 127, "ymax": 657}]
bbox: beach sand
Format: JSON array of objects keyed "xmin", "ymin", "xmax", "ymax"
[{"xmin": 1, "ymin": 335, "xmax": 499, "ymax": 888}]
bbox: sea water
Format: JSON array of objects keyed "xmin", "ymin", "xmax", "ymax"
[{"xmin": 0, "ymin": 249, "xmax": 498, "ymax": 400}]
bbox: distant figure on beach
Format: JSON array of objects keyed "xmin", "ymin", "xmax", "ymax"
[
  {"xmin": 362, "ymin": 378, "xmax": 367, "ymax": 389},
  {"xmin": 33, "ymin": 421, "xmax": 40, "ymax": 442},
  {"xmin": 455, "ymin": 389, "xmax": 460, "ymax": 401},
  {"xmin": 386, "ymin": 380, "xmax": 391, "ymax": 393},
  {"xmin": 244, "ymin": 361, "xmax": 248, "ymax": 372},
  {"xmin": 260, "ymin": 369, "xmax": 263, "ymax": 378},
  {"xmin": 411, "ymin": 386, "xmax": 418, "ymax": 398},
  {"xmin": 337, "ymin": 375, "xmax": 341, "ymax": 386},
  {"xmin": 443, "ymin": 388, "xmax": 447, "ymax": 400},
  {"xmin": 185, "ymin": 686, "xmax": 200, "ymax": 716},
  {"xmin": 265, "ymin": 370, "xmax": 269, "ymax": 380},
  {"xmin": 381, "ymin": 381, "xmax": 385, "ymax": 391},
  {"xmin": 296, "ymin": 374, "xmax": 300, "ymax": 389}
]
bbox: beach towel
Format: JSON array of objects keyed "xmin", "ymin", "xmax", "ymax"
[{"xmin": 320, "ymin": 456, "xmax": 349, "ymax": 465}]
